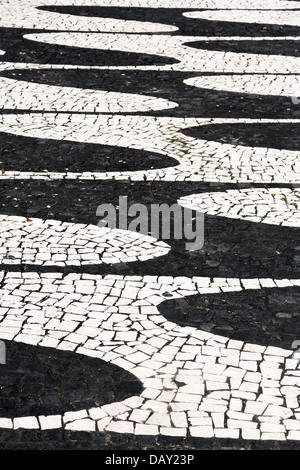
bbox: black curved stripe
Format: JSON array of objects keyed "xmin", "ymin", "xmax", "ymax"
[
  {"xmin": 0, "ymin": 28, "xmax": 177, "ymax": 66},
  {"xmin": 184, "ymin": 40, "xmax": 300, "ymax": 56},
  {"xmin": 159, "ymin": 287, "xmax": 300, "ymax": 350},
  {"xmin": 0, "ymin": 133, "xmax": 178, "ymax": 172},
  {"xmin": 36, "ymin": 6, "xmax": 300, "ymax": 37},
  {"xmin": 1, "ymin": 69, "xmax": 298, "ymax": 120},
  {"xmin": 0, "ymin": 179, "xmax": 298, "ymax": 280},
  {"xmin": 0, "ymin": 340, "xmax": 143, "ymax": 418},
  {"xmin": 181, "ymin": 123, "xmax": 300, "ymax": 151}
]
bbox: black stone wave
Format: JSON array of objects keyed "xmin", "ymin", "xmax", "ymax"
[
  {"xmin": 0, "ymin": 28, "xmax": 177, "ymax": 66},
  {"xmin": 36, "ymin": 6, "xmax": 300, "ymax": 37},
  {"xmin": 159, "ymin": 287, "xmax": 300, "ymax": 350},
  {"xmin": 0, "ymin": 133, "xmax": 178, "ymax": 173},
  {"xmin": 0, "ymin": 340, "xmax": 143, "ymax": 418},
  {"xmin": 181, "ymin": 123, "xmax": 300, "ymax": 151},
  {"xmin": 0, "ymin": 180, "xmax": 298, "ymax": 280},
  {"xmin": 2, "ymin": 69, "xmax": 299, "ymax": 120},
  {"xmin": 184, "ymin": 39, "xmax": 300, "ymax": 56},
  {"xmin": 0, "ymin": 428, "xmax": 298, "ymax": 450}
]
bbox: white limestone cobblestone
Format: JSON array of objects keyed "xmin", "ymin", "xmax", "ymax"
[{"xmin": 0, "ymin": 271, "xmax": 298, "ymax": 438}]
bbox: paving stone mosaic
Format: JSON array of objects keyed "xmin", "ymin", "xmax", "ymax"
[{"xmin": 0, "ymin": 0, "xmax": 299, "ymax": 452}]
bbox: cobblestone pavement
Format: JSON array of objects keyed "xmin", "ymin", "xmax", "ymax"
[{"xmin": 0, "ymin": 0, "xmax": 299, "ymax": 452}]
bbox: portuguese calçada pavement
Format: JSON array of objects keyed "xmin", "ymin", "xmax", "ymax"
[{"xmin": 0, "ymin": 0, "xmax": 299, "ymax": 452}]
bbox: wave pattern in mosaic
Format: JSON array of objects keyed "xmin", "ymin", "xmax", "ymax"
[{"xmin": 0, "ymin": 0, "xmax": 299, "ymax": 445}]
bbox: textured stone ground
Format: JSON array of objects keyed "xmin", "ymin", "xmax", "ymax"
[{"xmin": 0, "ymin": 0, "xmax": 299, "ymax": 452}]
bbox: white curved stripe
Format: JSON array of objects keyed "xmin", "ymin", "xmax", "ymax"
[
  {"xmin": 0, "ymin": 215, "xmax": 170, "ymax": 265},
  {"xmin": 35, "ymin": 0, "xmax": 300, "ymax": 8},
  {"xmin": 0, "ymin": 272, "xmax": 299, "ymax": 439},
  {"xmin": 2, "ymin": 0, "xmax": 299, "ymax": 14},
  {"xmin": 0, "ymin": 0, "xmax": 298, "ymax": 35},
  {"xmin": 0, "ymin": 77, "xmax": 177, "ymax": 113},
  {"xmin": 183, "ymin": 10, "xmax": 300, "ymax": 26},
  {"xmin": 23, "ymin": 33, "xmax": 300, "ymax": 73},
  {"xmin": 178, "ymin": 189, "xmax": 300, "ymax": 227},
  {"xmin": 184, "ymin": 75, "xmax": 300, "ymax": 98},
  {"xmin": 0, "ymin": 114, "xmax": 298, "ymax": 184}
]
